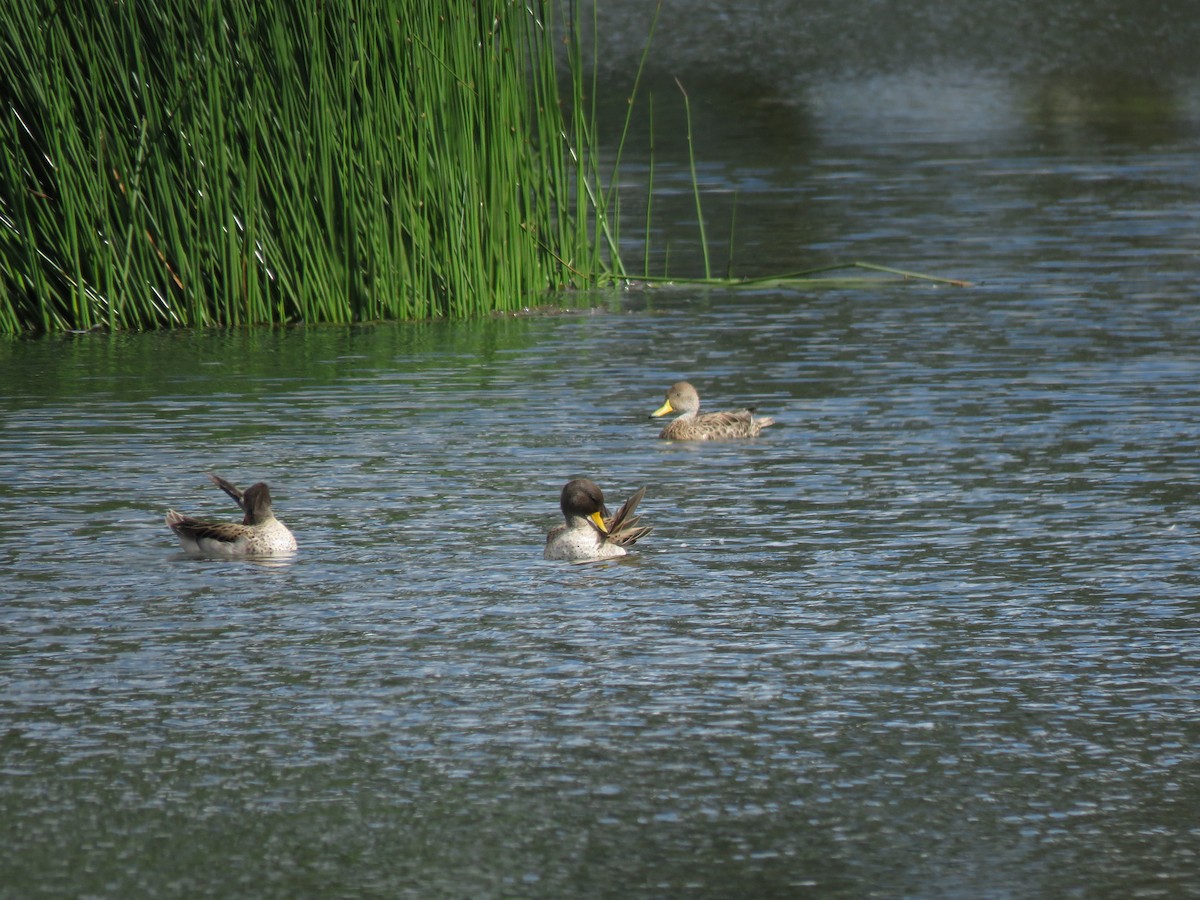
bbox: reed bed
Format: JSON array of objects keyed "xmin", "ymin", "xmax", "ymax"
[{"xmin": 0, "ymin": 1, "xmax": 616, "ymax": 333}]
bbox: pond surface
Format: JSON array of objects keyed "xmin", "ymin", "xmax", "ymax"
[{"xmin": 4, "ymin": 32, "xmax": 1200, "ymax": 900}]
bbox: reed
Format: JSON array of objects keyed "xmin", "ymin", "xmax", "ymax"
[
  {"xmin": 633, "ymin": 262, "xmax": 973, "ymax": 289},
  {"xmin": 0, "ymin": 1, "xmax": 619, "ymax": 333},
  {"xmin": 674, "ymin": 79, "xmax": 710, "ymax": 281}
]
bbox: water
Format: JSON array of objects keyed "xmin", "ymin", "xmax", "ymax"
[
  {"xmin": 5, "ymin": 37, "xmax": 1200, "ymax": 900},
  {"xmin": 589, "ymin": 0, "xmax": 1200, "ymax": 84}
]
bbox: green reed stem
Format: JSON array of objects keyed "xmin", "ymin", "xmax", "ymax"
[
  {"xmin": 643, "ymin": 95, "xmax": 656, "ymax": 279},
  {"xmin": 674, "ymin": 78, "xmax": 710, "ymax": 280},
  {"xmin": 725, "ymin": 192, "xmax": 738, "ymax": 280},
  {"xmin": 631, "ymin": 262, "xmax": 973, "ymax": 288}
]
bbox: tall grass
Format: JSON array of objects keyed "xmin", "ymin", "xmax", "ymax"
[{"xmin": 0, "ymin": 1, "xmax": 618, "ymax": 333}]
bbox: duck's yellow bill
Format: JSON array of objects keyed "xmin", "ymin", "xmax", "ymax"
[
  {"xmin": 650, "ymin": 399, "xmax": 674, "ymax": 417},
  {"xmin": 589, "ymin": 511, "xmax": 609, "ymax": 534}
]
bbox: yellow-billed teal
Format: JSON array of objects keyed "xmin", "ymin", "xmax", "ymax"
[
  {"xmin": 650, "ymin": 381, "xmax": 775, "ymax": 440},
  {"xmin": 544, "ymin": 478, "xmax": 651, "ymax": 561},
  {"xmin": 166, "ymin": 474, "xmax": 297, "ymax": 558}
]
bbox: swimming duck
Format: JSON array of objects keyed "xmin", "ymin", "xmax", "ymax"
[
  {"xmin": 166, "ymin": 474, "xmax": 297, "ymax": 558},
  {"xmin": 544, "ymin": 478, "xmax": 652, "ymax": 561},
  {"xmin": 650, "ymin": 381, "xmax": 775, "ymax": 440}
]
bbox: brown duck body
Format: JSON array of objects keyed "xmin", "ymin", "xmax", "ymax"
[
  {"xmin": 166, "ymin": 474, "xmax": 297, "ymax": 558},
  {"xmin": 544, "ymin": 478, "xmax": 652, "ymax": 561},
  {"xmin": 650, "ymin": 381, "xmax": 775, "ymax": 440}
]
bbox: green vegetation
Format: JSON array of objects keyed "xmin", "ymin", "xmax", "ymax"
[
  {"xmin": 0, "ymin": 2, "xmax": 965, "ymax": 335},
  {"xmin": 633, "ymin": 262, "xmax": 972, "ymax": 289},
  {"xmin": 0, "ymin": 1, "xmax": 622, "ymax": 333}
]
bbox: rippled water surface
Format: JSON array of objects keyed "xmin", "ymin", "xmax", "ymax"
[{"xmin": 4, "ymin": 64, "xmax": 1200, "ymax": 900}]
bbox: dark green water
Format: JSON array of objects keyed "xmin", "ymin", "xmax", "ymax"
[{"xmin": 4, "ymin": 26, "xmax": 1200, "ymax": 900}]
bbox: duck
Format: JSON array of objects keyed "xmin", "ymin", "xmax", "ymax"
[
  {"xmin": 650, "ymin": 380, "xmax": 775, "ymax": 440},
  {"xmin": 544, "ymin": 478, "xmax": 652, "ymax": 561},
  {"xmin": 166, "ymin": 474, "xmax": 297, "ymax": 558}
]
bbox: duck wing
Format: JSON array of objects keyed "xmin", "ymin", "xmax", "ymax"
[
  {"xmin": 605, "ymin": 487, "xmax": 652, "ymax": 547},
  {"xmin": 166, "ymin": 510, "xmax": 248, "ymax": 546},
  {"xmin": 209, "ymin": 474, "xmax": 246, "ymax": 512}
]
